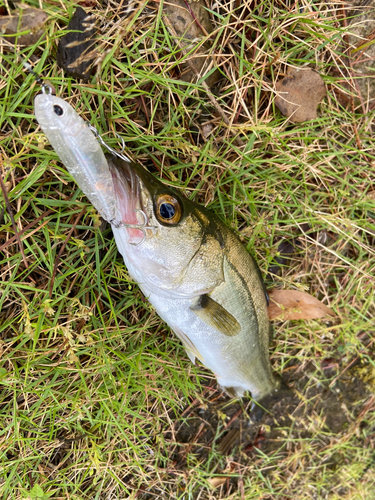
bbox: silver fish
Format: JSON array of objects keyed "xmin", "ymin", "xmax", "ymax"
[
  {"xmin": 109, "ymin": 156, "xmax": 281, "ymax": 409},
  {"xmin": 35, "ymin": 93, "xmax": 283, "ymax": 414}
]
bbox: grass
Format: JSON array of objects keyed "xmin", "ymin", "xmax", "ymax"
[{"xmin": 1, "ymin": 0, "xmax": 375, "ymax": 498}]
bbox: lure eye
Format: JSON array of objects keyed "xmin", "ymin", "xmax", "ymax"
[
  {"xmin": 53, "ymin": 105, "xmax": 64, "ymax": 116},
  {"xmin": 155, "ymin": 194, "xmax": 182, "ymax": 225}
]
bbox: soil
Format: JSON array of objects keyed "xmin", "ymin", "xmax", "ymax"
[{"xmin": 136, "ymin": 347, "xmax": 374, "ymax": 499}]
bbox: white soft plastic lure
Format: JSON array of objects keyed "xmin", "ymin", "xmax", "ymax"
[{"xmin": 34, "ymin": 90, "xmax": 116, "ymax": 223}]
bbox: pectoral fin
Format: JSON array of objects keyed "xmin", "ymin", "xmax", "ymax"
[{"xmin": 190, "ymin": 295, "xmax": 241, "ymax": 337}]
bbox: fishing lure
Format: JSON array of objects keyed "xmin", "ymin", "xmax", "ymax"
[
  {"xmin": 33, "ymin": 80, "xmax": 155, "ymax": 242},
  {"xmin": 34, "ymin": 83, "xmax": 119, "ymax": 224}
]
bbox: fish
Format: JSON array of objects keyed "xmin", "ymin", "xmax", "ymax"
[
  {"xmin": 34, "ymin": 92, "xmax": 284, "ymax": 416},
  {"xmin": 108, "ymin": 155, "xmax": 283, "ymax": 413}
]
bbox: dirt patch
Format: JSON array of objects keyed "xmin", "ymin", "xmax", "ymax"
[{"xmin": 137, "ymin": 355, "xmax": 374, "ymax": 498}]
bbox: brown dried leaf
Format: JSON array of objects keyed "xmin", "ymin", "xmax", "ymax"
[
  {"xmin": 0, "ymin": 5, "xmax": 47, "ymax": 46},
  {"xmin": 268, "ymin": 289, "xmax": 335, "ymax": 321},
  {"xmin": 162, "ymin": 0, "xmax": 220, "ymax": 88},
  {"xmin": 207, "ymin": 476, "xmax": 228, "ymax": 488},
  {"xmin": 274, "ymin": 68, "xmax": 326, "ymax": 123}
]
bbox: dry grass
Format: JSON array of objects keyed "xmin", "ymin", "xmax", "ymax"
[{"xmin": 0, "ymin": 0, "xmax": 374, "ymax": 498}]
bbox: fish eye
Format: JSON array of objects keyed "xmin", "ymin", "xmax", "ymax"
[
  {"xmin": 160, "ymin": 202, "xmax": 175, "ymax": 219},
  {"xmin": 155, "ymin": 194, "xmax": 182, "ymax": 225},
  {"xmin": 53, "ymin": 105, "xmax": 64, "ymax": 116}
]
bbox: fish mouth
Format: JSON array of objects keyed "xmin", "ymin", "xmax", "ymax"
[{"xmin": 107, "ymin": 154, "xmax": 146, "ymax": 243}]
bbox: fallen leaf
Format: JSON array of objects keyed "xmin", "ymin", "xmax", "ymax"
[
  {"xmin": 207, "ymin": 476, "xmax": 228, "ymax": 488},
  {"xmin": 201, "ymin": 122, "xmax": 214, "ymax": 139},
  {"xmin": 268, "ymin": 289, "xmax": 335, "ymax": 321},
  {"xmin": 163, "ymin": 0, "xmax": 220, "ymax": 88},
  {"xmin": 56, "ymin": 7, "xmax": 97, "ymax": 81},
  {"xmin": 274, "ymin": 67, "xmax": 326, "ymax": 123},
  {"xmin": 0, "ymin": 4, "xmax": 48, "ymax": 46}
]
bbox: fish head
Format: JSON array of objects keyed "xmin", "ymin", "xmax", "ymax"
[{"xmin": 108, "ymin": 154, "xmax": 224, "ymax": 296}]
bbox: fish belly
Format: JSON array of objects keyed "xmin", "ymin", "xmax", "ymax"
[{"xmin": 139, "ymin": 278, "xmax": 276, "ymax": 401}]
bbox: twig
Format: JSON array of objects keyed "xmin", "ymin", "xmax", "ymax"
[
  {"xmin": 50, "ymin": 338, "xmax": 69, "ymax": 361},
  {"xmin": 352, "ymin": 26, "xmax": 375, "ymax": 65},
  {"xmin": 238, "ymin": 463, "xmax": 245, "ymax": 500},
  {"xmin": 201, "ymin": 78, "xmax": 245, "ymax": 148},
  {"xmin": 340, "ymin": 7, "xmax": 367, "ymax": 116},
  {"xmin": 182, "ymin": 0, "xmax": 210, "ymax": 37},
  {"xmin": 339, "ymin": 7, "xmax": 373, "ymax": 173},
  {"xmin": 140, "ymin": 94, "xmax": 150, "ymax": 126}
]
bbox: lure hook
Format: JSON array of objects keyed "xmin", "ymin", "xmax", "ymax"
[
  {"xmin": 114, "ymin": 132, "xmax": 126, "ymax": 155},
  {"xmin": 88, "ymin": 124, "xmax": 131, "ymax": 163},
  {"xmin": 111, "ymin": 209, "xmax": 157, "ymax": 246}
]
